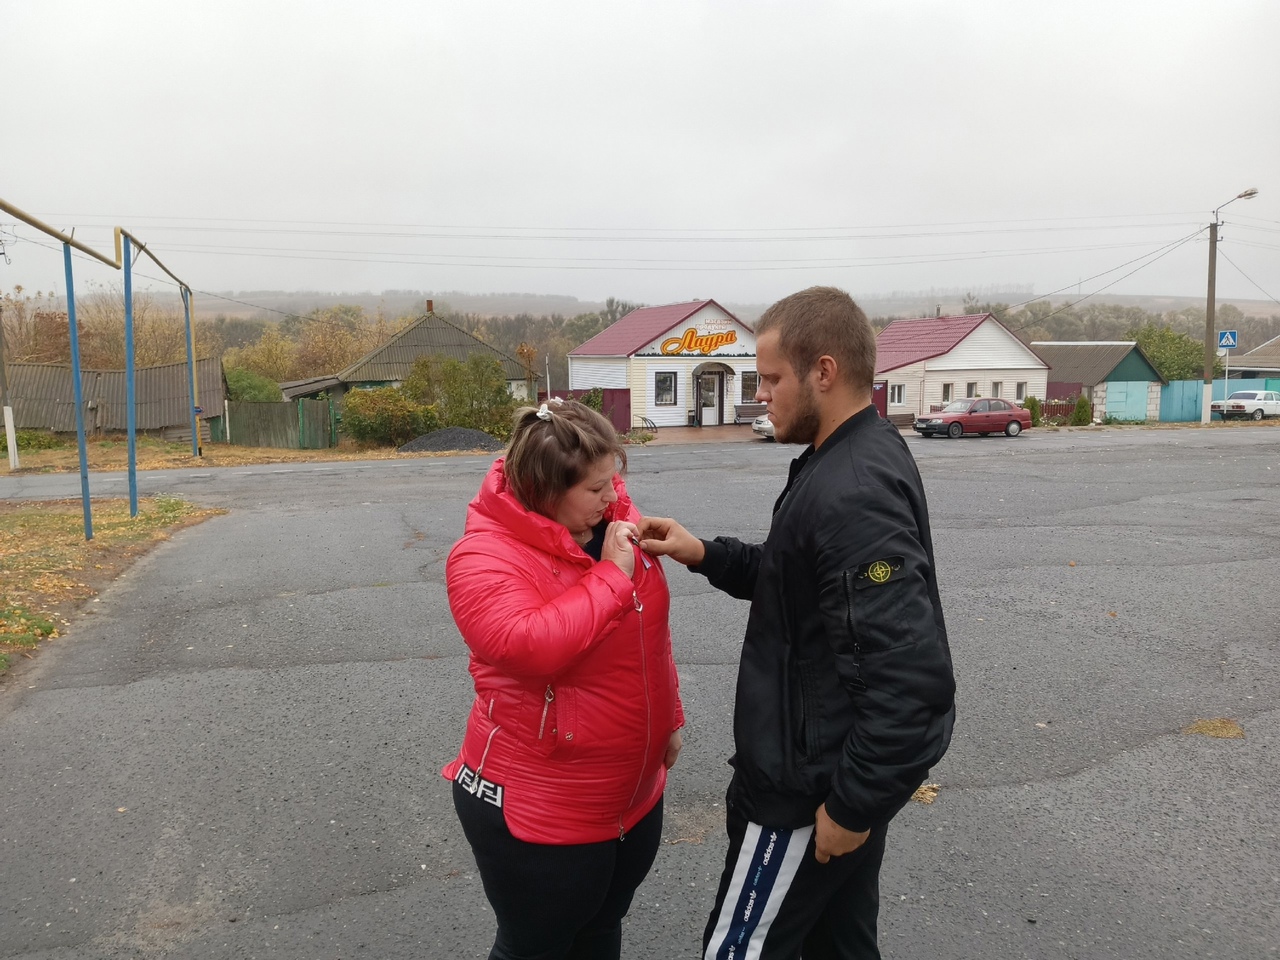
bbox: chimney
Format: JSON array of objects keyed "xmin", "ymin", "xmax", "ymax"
[
  {"xmin": 426, "ymin": 299, "xmax": 434, "ymax": 314},
  {"xmin": 936, "ymin": 304, "xmax": 942, "ymax": 318}
]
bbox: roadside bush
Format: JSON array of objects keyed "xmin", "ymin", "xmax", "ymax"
[
  {"xmin": 0, "ymin": 429, "xmax": 64, "ymax": 453},
  {"xmin": 1022, "ymin": 396, "xmax": 1042, "ymax": 427},
  {"xmin": 226, "ymin": 366, "xmax": 283, "ymax": 402},
  {"xmin": 1068, "ymin": 395, "xmax": 1093, "ymax": 426},
  {"xmin": 341, "ymin": 387, "xmax": 440, "ymax": 447}
]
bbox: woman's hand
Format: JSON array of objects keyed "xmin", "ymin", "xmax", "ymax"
[
  {"xmin": 601, "ymin": 521, "xmax": 640, "ymax": 578},
  {"xmin": 663, "ymin": 729, "xmax": 683, "ymax": 769}
]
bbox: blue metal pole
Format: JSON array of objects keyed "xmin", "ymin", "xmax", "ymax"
[
  {"xmin": 123, "ymin": 235, "xmax": 138, "ymax": 517},
  {"xmin": 181, "ymin": 287, "xmax": 199, "ymax": 457},
  {"xmin": 62, "ymin": 244, "xmax": 94, "ymax": 541}
]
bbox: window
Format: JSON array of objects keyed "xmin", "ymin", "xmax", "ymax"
[
  {"xmin": 966, "ymin": 382, "xmax": 978, "ymax": 398},
  {"xmin": 990, "ymin": 399, "xmax": 1010, "ymax": 411},
  {"xmin": 941, "ymin": 383, "xmax": 953, "ymax": 403},
  {"xmin": 741, "ymin": 371, "xmax": 759, "ymax": 403},
  {"xmin": 991, "ymin": 381, "xmax": 1002, "ymax": 398},
  {"xmin": 1016, "ymin": 382, "xmax": 1027, "ymax": 401},
  {"xmin": 655, "ymin": 372, "xmax": 677, "ymax": 405},
  {"xmin": 889, "ymin": 384, "xmax": 905, "ymax": 405},
  {"xmin": 972, "ymin": 400, "xmax": 990, "ymax": 413}
]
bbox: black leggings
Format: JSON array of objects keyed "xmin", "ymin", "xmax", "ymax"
[{"xmin": 452, "ymin": 781, "xmax": 664, "ymax": 960}]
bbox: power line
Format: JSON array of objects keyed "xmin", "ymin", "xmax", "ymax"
[
  {"xmin": 1218, "ymin": 249, "xmax": 1280, "ymax": 309},
  {"xmin": 1004, "ymin": 229, "xmax": 1205, "ymax": 332}
]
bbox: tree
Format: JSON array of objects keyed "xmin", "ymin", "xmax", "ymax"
[
  {"xmin": 1127, "ymin": 323, "xmax": 1220, "ymax": 381},
  {"xmin": 225, "ymin": 367, "xmax": 284, "ymax": 402},
  {"xmin": 402, "ymin": 353, "xmax": 517, "ymax": 439},
  {"xmin": 225, "ymin": 327, "xmax": 298, "ymax": 383}
]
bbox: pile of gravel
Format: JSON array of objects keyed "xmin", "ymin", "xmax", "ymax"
[{"xmin": 398, "ymin": 427, "xmax": 506, "ymax": 454}]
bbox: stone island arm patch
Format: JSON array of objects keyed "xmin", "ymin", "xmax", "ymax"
[{"xmin": 851, "ymin": 556, "xmax": 906, "ymax": 590}]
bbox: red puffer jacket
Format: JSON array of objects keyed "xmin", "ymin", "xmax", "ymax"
[{"xmin": 442, "ymin": 458, "xmax": 684, "ymax": 844}]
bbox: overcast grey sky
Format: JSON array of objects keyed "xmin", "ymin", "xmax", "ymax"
[{"xmin": 2, "ymin": 0, "xmax": 1277, "ymax": 311}]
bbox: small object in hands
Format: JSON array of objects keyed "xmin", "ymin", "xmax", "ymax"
[{"xmin": 631, "ymin": 536, "xmax": 652, "ymax": 570}]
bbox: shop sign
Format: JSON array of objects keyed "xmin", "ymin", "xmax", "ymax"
[{"xmin": 660, "ymin": 327, "xmax": 738, "ymax": 355}]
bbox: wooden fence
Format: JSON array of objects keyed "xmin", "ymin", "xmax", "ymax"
[{"xmin": 212, "ymin": 399, "xmax": 336, "ymax": 449}]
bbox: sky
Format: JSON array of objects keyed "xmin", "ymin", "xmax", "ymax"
[{"xmin": 2, "ymin": 0, "xmax": 1278, "ymax": 313}]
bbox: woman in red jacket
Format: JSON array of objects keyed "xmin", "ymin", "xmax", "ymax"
[{"xmin": 443, "ymin": 398, "xmax": 684, "ymax": 960}]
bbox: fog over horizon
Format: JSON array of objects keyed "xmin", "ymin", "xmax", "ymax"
[{"xmin": 3, "ymin": 1, "xmax": 1277, "ymax": 315}]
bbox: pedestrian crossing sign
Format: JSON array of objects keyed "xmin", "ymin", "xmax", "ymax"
[{"xmin": 1218, "ymin": 330, "xmax": 1238, "ymax": 349}]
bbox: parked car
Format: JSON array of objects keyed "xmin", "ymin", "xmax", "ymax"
[
  {"xmin": 1210, "ymin": 390, "xmax": 1280, "ymax": 421},
  {"xmin": 914, "ymin": 398, "xmax": 1031, "ymax": 438},
  {"xmin": 752, "ymin": 414, "xmax": 775, "ymax": 440}
]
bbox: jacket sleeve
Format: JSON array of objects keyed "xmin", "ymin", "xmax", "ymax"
[
  {"xmin": 447, "ymin": 538, "xmax": 637, "ymax": 679},
  {"xmin": 812, "ymin": 484, "xmax": 956, "ymax": 832},
  {"xmin": 692, "ymin": 536, "xmax": 763, "ymax": 600}
]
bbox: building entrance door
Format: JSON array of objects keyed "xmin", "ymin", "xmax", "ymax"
[{"xmin": 700, "ymin": 373, "xmax": 723, "ymax": 426}]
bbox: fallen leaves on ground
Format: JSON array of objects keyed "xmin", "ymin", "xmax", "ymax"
[
  {"xmin": 911, "ymin": 783, "xmax": 941, "ymax": 805},
  {"xmin": 0, "ymin": 496, "xmax": 223, "ymax": 675},
  {"xmin": 1181, "ymin": 718, "xmax": 1245, "ymax": 739}
]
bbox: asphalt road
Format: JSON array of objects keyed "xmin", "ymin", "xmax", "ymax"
[{"xmin": 1, "ymin": 427, "xmax": 1278, "ymax": 959}]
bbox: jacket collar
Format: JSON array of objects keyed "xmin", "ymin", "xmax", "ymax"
[
  {"xmin": 465, "ymin": 457, "xmax": 633, "ymax": 561},
  {"xmin": 774, "ymin": 404, "xmax": 879, "ymax": 515}
]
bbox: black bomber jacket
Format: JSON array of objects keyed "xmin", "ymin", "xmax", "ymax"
[{"xmin": 695, "ymin": 405, "xmax": 956, "ymax": 832}]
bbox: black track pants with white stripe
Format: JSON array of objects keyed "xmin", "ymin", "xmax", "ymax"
[{"xmin": 702, "ymin": 804, "xmax": 889, "ymax": 960}]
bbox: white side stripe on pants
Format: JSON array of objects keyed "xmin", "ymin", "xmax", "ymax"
[{"xmin": 704, "ymin": 821, "xmax": 813, "ymax": 960}]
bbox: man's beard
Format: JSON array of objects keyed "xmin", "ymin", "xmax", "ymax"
[{"xmin": 775, "ymin": 381, "xmax": 820, "ymax": 445}]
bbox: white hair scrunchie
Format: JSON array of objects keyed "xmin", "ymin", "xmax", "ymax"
[{"xmin": 536, "ymin": 403, "xmax": 553, "ymax": 421}]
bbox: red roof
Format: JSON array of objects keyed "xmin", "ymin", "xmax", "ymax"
[
  {"xmin": 875, "ymin": 314, "xmax": 990, "ymax": 374},
  {"xmin": 570, "ymin": 300, "xmax": 745, "ymax": 357}
]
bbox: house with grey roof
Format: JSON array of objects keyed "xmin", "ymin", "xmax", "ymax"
[
  {"xmin": 1031, "ymin": 341, "xmax": 1165, "ymax": 421},
  {"xmin": 1230, "ymin": 334, "xmax": 1280, "ymax": 379},
  {"xmin": 281, "ymin": 310, "xmax": 535, "ymax": 403}
]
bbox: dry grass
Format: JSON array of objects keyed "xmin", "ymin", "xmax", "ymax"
[
  {"xmin": 0, "ymin": 496, "xmax": 223, "ymax": 675},
  {"xmin": 3, "ymin": 437, "xmax": 480, "ymax": 475},
  {"xmin": 911, "ymin": 783, "xmax": 941, "ymax": 805},
  {"xmin": 1181, "ymin": 718, "xmax": 1246, "ymax": 739}
]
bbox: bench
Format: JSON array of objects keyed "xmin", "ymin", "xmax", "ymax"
[{"xmin": 734, "ymin": 402, "xmax": 767, "ymax": 424}]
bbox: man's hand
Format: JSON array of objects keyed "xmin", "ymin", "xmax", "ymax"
[
  {"xmin": 663, "ymin": 729, "xmax": 683, "ymax": 769},
  {"xmin": 637, "ymin": 516, "xmax": 706, "ymax": 567},
  {"xmin": 813, "ymin": 803, "xmax": 870, "ymax": 864}
]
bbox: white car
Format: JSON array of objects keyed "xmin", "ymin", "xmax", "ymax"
[
  {"xmin": 1211, "ymin": 390, "xmax": 1280, "ymax": 421},
  {"xmin": 752, "ymin": 414, "xmax": 775, "ymax": 440}
]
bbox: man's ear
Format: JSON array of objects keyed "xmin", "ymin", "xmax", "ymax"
[{"xmin": 813, "ymin": 354, "xmax": 839, "ymax": 392}]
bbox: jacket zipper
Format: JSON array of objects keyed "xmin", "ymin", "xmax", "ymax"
[
  {"xmin": 841, "ymin": 571, "xmax": 868, "ymax": 693},
  {"xmin": 537, "ymin": 685, "xmax": 555, "ymax": 740},
  {"xmin": 472, "ymin": 697, "xmax": 502, "ymax": 790},
  {"xmin": 620, "ymin": 588, "xmax": 650, "ymax": 839}
]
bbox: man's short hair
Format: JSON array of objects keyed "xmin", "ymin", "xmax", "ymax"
[
  {"xmin": 755, "ymin": 286, "xmax": 876, "ymax": 392},
  {"xmin": 504, "ymin": 398, "xmax": 626, "ymax": 517}
]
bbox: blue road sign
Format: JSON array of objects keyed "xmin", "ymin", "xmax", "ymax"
[{"xmin": 1218, "ymin": 330, "xmax": 1238, "ymax": 349}]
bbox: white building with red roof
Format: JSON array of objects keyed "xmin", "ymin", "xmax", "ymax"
[
  {"xmin": 568, "ymin": 300, "xmax": 759, "ymax": 428},
  {"xmin": 876, "ymin": 313, "xmax": 1048, "ymax": 421}
]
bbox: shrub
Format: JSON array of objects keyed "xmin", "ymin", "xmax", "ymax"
[
  {"xmin": 1021, "ymin": 396, "xmax": 1042, "ymax": 427},
  {"xmin": 1069, "ymin": 395, "xmax": 1093, "ymax": 426},
  {"xmin": 226, "ymin": 366, "xmax": 284, "ymax": 402},
  {"xmin": 0, "ymin": 429, "xmax": 64, "ymax": 453},
  {"xmin": 341, "ymin": 387, "xmax": 440, "ymax": 446}
]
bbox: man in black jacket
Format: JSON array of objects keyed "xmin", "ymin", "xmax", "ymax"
[{"xmin": 640, "ymin": 286, "xmax": 955, "ymax": 959}]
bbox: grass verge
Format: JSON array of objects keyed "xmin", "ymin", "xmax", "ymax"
[{"xmin": 0, "ymin": 496, "xmax": 224, "ymax": 677}]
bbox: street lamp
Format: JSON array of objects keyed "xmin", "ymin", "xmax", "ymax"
[{"xmin": 1202, "ymin": 188, "xmax": 1259, "ymax": 423}]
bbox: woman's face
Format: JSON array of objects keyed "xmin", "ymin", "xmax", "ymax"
[{"xmin": 553, "ymin": 455, "xmax": 619, "ymax": 538}]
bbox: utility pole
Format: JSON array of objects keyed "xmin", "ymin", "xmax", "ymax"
[
  {"xmin": 1201, "ymin": 188, "xmax": 1258, "ymax": 424},
  {"xmin": 0, "ymin": 311, "xmax": 17, "ymax": 469}
]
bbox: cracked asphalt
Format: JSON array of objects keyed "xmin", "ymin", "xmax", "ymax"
[{"xmin": 1, "ymin": 427, "xmax": 1277, "ymax": 959}]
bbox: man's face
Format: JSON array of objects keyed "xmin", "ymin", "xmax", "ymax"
[{"xmin": 755, "ymin": 330, "xmax": 820, "ymax": 445}]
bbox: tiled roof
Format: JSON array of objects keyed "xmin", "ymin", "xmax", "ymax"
[
  {"xmin": 570, "ymin": 300, "xmax": 736, "ymax": 357},
  {"xmin": 874, "ymin": 314, "xmax": 989, "ymax": 374},
  {"xmin": 337, "ymin": 313, "xmax": 528, "ymax": 383},
  {"xmin": 1031, "ymin": 341, "xmax": 1139, "ymax": 386}
]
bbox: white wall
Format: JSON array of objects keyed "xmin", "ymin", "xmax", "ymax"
[{"xmin": 629, "ymin": 357, "xmax": 756, "ymax": 427}]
